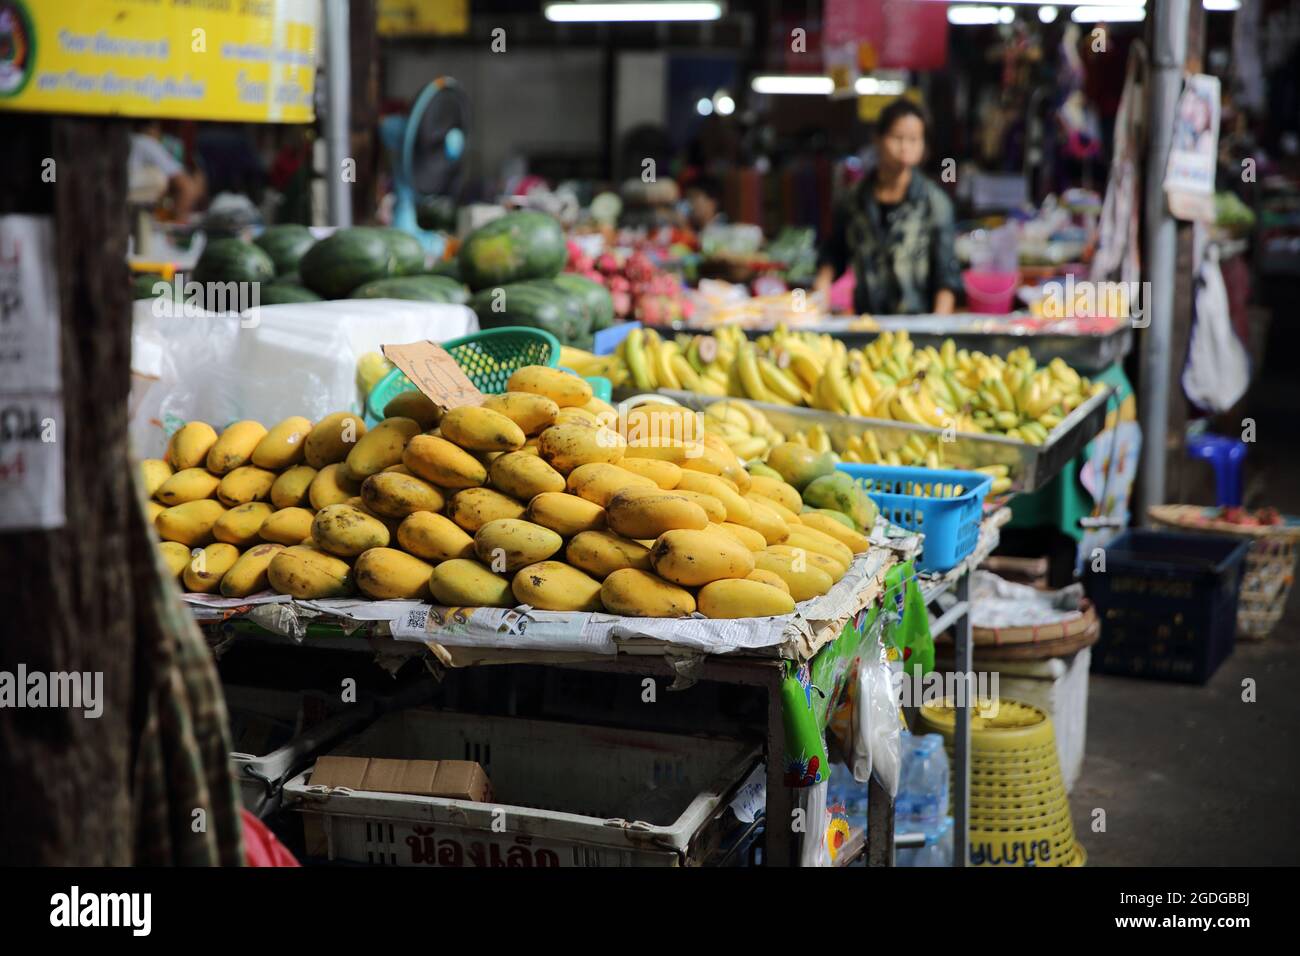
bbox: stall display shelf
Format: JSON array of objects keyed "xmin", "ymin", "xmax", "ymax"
[
  {"xmin": 654, "ymin": 388, "xmax": 1113, "ymax": 493},
  {"xmin": 734, "ymin": 314, "xmax": 1133, "ymax": 373},
  {"xmin": 195, "ymin": 515, "xmax": 1005, "ymax": 867}
]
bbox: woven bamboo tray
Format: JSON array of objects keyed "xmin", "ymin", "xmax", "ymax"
[
  {"xmin": 937, "ymin": 603, "xmax": 1099, "ymax": 662},
  {"xmin": 1149, "ymin": 505, "xmax": 1299, "ymax": 640}
]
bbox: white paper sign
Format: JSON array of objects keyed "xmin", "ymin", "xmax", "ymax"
[
  {"xmin": 1165, "ymin": 74, "xmax": 1221, "ymax": 222},
  {"xmin": 0, "ymin": 216, "xmax": 64, "ymax": 532}
]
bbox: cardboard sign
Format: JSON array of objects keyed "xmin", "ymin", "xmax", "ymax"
[{"xmin": 381, "ymin": 340, "xmax": 485, "ymax": 410}]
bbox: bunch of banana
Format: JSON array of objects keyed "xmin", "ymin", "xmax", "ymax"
[
  {"xmin": 702, "ymin": 400, "xmax": 785, "ymax": 460},
  {"xmin": 786, "ymin": 423, "xmax": 834, "ymax": 455}
]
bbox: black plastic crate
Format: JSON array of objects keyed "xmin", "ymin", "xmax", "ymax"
[{"xmin": 1085, "ymin": 530, "xmax": 1249, "ymax": 684}]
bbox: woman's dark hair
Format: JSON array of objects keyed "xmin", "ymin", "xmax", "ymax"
[{"xmin": 876, "ymin": 98, "xmax": 929, "ymax": 138}]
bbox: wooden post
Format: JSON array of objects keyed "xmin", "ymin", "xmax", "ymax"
[{"xmin": 350, "ymin": 0, "xmax": 381, "ymax": 224}]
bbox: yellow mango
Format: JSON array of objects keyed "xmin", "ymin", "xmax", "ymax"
[
  {"xmin": 440, "ymin": 405, "xmax": 527, "ymax": 452},
  {"xmin": 360, "ymin": 471, "xmax": 445, "ymax": 518},
  {"xmin": 311, "ymin": 503, "xmax": 391, "ymax": 557},
  {"xmin": 605, "ymin": 490, "xmax": 708, "ymax": 540},
  {"xmin": 268, "ymin": 545, "xmax": 354, "ymax": 598},
  {"xmin": 220, "ymin": 543, "xmax": 285, "ymax": 598},
  {"xmin": 537, "ymin": 423, "xmax": 626, "ymax": 474},
  {"xmin": 798, "ymin": 511, "xmax": 872, "ymax": 554},
  {"xmin": 506, "ymin": 365, "xmax": 592, "ymax": 407},
  {"xmin": 157, "ymin": 540, "xmax": 193, "ymax": 580},
  {"xmin": 304, "ymin": 412, "xmax": 367, "ymax": 468},
  {"xmin": 697, "ymin": 578, "xmax": 795, "ymax": 619},
  {"xmin": 489, "ymin": 451, "xmax": 566, "ymax": 501},
  {"xmin": 139, "ymin": 458, "xmax": 173, "ymax": 498},
  {"xmin": 600, "ymin": 569, "xmax": 696, "ymax": 618},
  {"xmin": 616, "ymin": 456, "xmax": 681, "ymax": 489},
  {"xmin": 308, "ymin": 463, "xmax": 361, "ymax": 510},
  {"xmin": 403, "ymin": 434, "xmax": 487, "ymax": 489},
  {"xmin": 145, "ymin": 500, "xmax": 166, "ymax": 525},
  {"xmin": 259, "ymin": 507, "xmax": 315, "ymax": 545},
  {"xmin": 482, "ymin": 391, "xmax": 559, "ymax": 435},
  {"xmin": 737, "ymin": 497, "xmax": 790, "ymax": 545},
  {"xmin": 217, "ymin": 465, "xmax": 277, "ymax": 507},
  {"xmin": 566, "ymin": 462, "xmax": 656, "ymax": 508},
  {"xmin": 510, "ymin": 561, "xmax": 602, "ymax": 611},
  {"xmin": 428, "ymin": 558, "xmax": 514, "ymax": 607},
  {"xmin": 183, "ymin": 543, "xmax": 241, "ymax": 593},
  {"xmin": 270, "ymin": 464, "xmax": 318, "ymax": 510},
  {"xmin": 397, "ymin": 512, "xmax": 476, "ymax": 562},
  {"xmin": 753, "ymin": 550, "xmax": 834, "ymax": 601},
  {"xmin": 446, "ymin": 487, "xmax": 526, "ymax": 533},
  {"xmin": 206, "ymin": 420, "xmax": 268, "ymax": 475},
  {"xmin": 251, "ymin": 416, "xmax": 313, "ymax": 470},
  {"xmin": 354, "ymin": 548, "xmax": 436, "ymax": 600},
  {"xmin": 473, "ymin": 518, "xmax": 563, "ymax": 572},
  {"xmin": 212, "ymin": 502, "xmax": 273, "ymax": 547},
  {"xmin": 383, "ymin": 390, "xmax": 443, "ymax": 429},
  {"xmin": 167, "ymin": 422, "xmax": 219, "ymax": 470},
  {"xmin": 156, "ymin": 499, "xmax": 226, "ymax": 547},
  {"xmin": 715, "ymin": 521, "xmax": 767, "ymax": 552},
  {"xmin": 565, "ymin": 530, "xmax": 653, "ymax": 580},
  {"xmin": 746, "ymin": 491, "xmax": 801, "ymax": 525},
  {"xmin": 766, "ymin": 544, "xmax": 848, "ymax": 582},
  {"xmin": 155, "ymin": 467, "xmax": 220, "ymax": 506},
  {"xmin": 649, "ymin": 528, "xmax": 755, "ymax": 586},
  {"xmin": 345, "ymin": 416, "xmax": 421, "ymax": 480},
  {"xmin": 524, "ymin": 492, "xmax": 606, "ymax": 537},
  {"xmin": 746, "ymin": 569, "xmax": 791, "ymax": 593},
  {"xmin": 747, "ymin": 475, "xmax": 802, "ymax": 515},
  {"xmin": 674, "ymin": 471, "xmax": 752, "ymax": 524},
  {"xmin": 784, "ymin": 525, "xmax": 854, "ymax": 567},
  {"xmin": 555, "ymin": 407, "xmax": 600, "ymax": 428}
]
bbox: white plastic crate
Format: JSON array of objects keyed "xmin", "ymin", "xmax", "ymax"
[
  {"xmin": 282, "ymin": 709, "xmax": 761, "ymax": 867},
  {"xmin": 225, "ymin": 685, "xmax": 379, "ymax": 818}
]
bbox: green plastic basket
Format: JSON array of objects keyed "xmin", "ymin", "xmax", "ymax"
[{"xmin": 367, "ymin": 326, "xmax": 561, "ymax": 422}]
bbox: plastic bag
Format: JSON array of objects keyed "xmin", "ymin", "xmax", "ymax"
[
  {"xmin": 882, "ymin": 561, "xmax": 934, "ymax": 677},
  {"xmin": 853, "ymin": 639, "xmax": 902, "ymax": 798},
  {"xmin": 1182, "ymin": 228, "xmax": 1249, "ymax": 413}
]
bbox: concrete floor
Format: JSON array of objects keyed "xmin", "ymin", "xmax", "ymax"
[{"xmin": 1069, "ymin": 304, "xmax": 1300, "ymax": 866}]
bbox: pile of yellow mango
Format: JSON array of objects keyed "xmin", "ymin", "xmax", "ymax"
[{"xmin": 142, "ymin": 368, "xmax": 870, "ymax": 619}]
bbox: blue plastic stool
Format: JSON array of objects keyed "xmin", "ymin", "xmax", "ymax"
[{"xmin": 1186, "ymin": 433, "xmax": 1246, "ymax": 506}]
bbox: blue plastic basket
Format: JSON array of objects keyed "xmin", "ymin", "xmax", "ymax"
[{"xmin": 836, "ymin": 463, "xmax": 991, "ymax": 573}]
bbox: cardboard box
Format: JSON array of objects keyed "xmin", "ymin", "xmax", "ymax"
[{"xmin": 309, "ymin": 755, "xmax": 493, "ymax": 803}]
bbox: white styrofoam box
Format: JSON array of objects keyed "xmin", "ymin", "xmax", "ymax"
[
  {"xmin": 989, "ymin": 647, "xmax": 1090, "ymax": 793},
  {"xmin": 283, "ymin": 709, "xmax": 760, "ymax": 867},
  {"xmin": 129, "ymin": 298, "xmax": 477, "ymax": 457}
]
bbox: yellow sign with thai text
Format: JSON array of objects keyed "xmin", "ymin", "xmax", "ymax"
[
  {"xmin": 378, "ymin": 0, "xmax": 468, "ymax": 37},
  {"xmin": 0, "ymin": 0, "xmax": 318, "ymax": 123}
]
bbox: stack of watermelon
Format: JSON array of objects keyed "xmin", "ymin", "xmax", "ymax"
[
  {"xmin": 175, "ymin": 225, "xmax": 473, "ymax": 308},
  {"xmin": 564, "ymin": 243, "xmax": 691, "ymax": 326},
  {"xmin": 461, "ymin": 211, "xmax": 615, "ymax": 350}
]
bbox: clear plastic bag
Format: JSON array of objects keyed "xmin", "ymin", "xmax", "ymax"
[{"xmin": 853, "ymin": 639, "xmax": 902, "ymax": 798}]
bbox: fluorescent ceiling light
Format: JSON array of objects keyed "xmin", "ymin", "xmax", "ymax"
[
  {"xmin": 948, "ymin": 5, "xmax": 1004, "ymax": 25},
  {"xmin": 751, "ymin": 75, "xmax": 834, "ymax": 95},
  {"xmin": 544, "ymin": 2, "xmax": 723, "ymax": 22},
  {"xmin": 1072, "ymin": 4, "xmax": 1146, "ymax": 21},
  {"xmin": 1203, "ymin": 0, "xmax": 1240, "ymax": 10},
  {"xmin": 856, "ymin": 77, "xmax": 907, "ymax": 96},
  {"xmin": 1038, "ymin": 5, "xmax": 1058, "ymax": 22},
  {"xmin": 696, "ymin": 97, "xmax": 713, "ymax": 115},
  {"xmin": 714, "ymin": 94, "xmax": 735, "ymax": 115}
]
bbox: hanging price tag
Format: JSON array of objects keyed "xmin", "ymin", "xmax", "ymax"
[{"xmin": 381, "ymin": 340, "xmax": 485, "ymax": 410}]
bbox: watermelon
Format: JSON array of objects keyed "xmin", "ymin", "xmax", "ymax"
[
  {"xmin": 191, "ymin": 238, "xmax": 276, "ymax": 286},
  {"xmin": 351, "ymin": 275, "xmax": 469, "ymax": 305},
  {"xmin": 299, "ymin": 227, "xmax": 396, "ymax": 299},
  {"xmin": 551, "ymin": 273, "xmax": 615, "ymax": 332},
  {"xmin": 258, "ymin": 284, "xmax": 323, "ymax": 305},
  {"xmin": 271, "ymin": 270, "xmax": 303, "ymax": 286},
  {"xmin": 470, "ymin": 280, "xmax": 592, "ymax": 348},
  {"xmin": 254, "ymin": 224, "xmax": 316, "ymax": 275},
  {"xmin": 417, "ymin": 195, "xmax": 457, "ymax": 232},
  {"xmin": 425, "ymin": 259, "xmax": 462, "ymax": 282},
  {"xmin": 373, "ymin": 227, "xmax": 427, "ymax": 276},
  {"xmin": 458, "ymin": 210, "xmax": 567, "ymax": 291}
]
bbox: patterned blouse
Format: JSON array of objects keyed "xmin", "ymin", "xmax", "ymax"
[{"xmin": 819, "ymin": 172, "xmax": 963, "ymax": 315}]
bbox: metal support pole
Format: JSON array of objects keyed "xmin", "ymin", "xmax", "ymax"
[
  {"xmin": 952, "ymin": 570, "xmax": 972, "ymax": 867},
  {"xmin": 866, "ymin": 775, "xmax": 895, "ymax": 866},
  {"xmin": 1137, "ymin": 0, "xmax": 1189, "ymax": 518},
  {"xmin": 324, "ymin": 0, "xmax": 353, "ymax": 228}
]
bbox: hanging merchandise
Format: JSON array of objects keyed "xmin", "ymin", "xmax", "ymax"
[
  {"xmin": 1165, "ymin": 74, "xmax": 1222, "ymax": 223},
  {"xmin": 852, "ymin": 639, "xmax": 902, "ymax": 797},
  {"xmin": 1182, "ymin": 226, "xmax": 1251, "ymax": 414},
  {"xmin": 881, "ymin": 561, "xmax": 934, "ymax": 678},
  {"xmin": 781, "ymin": 661, "xmax": 830, "ymax": 789}
]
